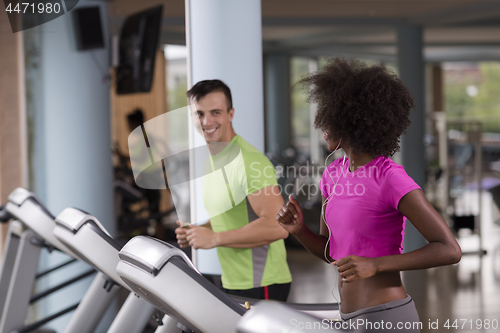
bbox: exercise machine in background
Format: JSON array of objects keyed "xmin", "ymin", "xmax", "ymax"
[
  {"xmin": 53, "ymin": 208, "xmax": 158, "ymax": 333},
  {"xmin": 0, "ymin": 188, "xmax": 118, "ymax": 333}
]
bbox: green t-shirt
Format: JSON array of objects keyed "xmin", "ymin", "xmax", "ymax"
[{"xmin": 202, "ymin": 135, "xmax": 292, "ymax": 290}]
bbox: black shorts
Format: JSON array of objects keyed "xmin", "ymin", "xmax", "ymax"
[{"xmin": 223, "ymin": 282, "xmax": 291, "ymax": 302}]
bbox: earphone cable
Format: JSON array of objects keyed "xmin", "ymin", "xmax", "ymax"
[{"xmin": 320, "ymin": 139, "xmax": 346, "ymax": 314}]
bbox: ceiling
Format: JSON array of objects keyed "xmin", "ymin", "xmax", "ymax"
[{"xmin": 107, "ymin": 0, "xmax": 500, "ymax": 62}]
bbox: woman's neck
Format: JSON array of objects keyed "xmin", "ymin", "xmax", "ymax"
[{"xmin": 344, "ymin": 148, "xmax": 374, "ymax": 172}]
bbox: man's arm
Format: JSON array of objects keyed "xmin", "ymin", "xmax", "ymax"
[{"xmin": 184, "ymin": 185, "xmax": 288, "ymax": 249}]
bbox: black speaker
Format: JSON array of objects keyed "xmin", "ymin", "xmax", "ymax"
[
  {"xmin": 116, "ymin": 5, "xmax": 163, "ymax": 94},
  {"xmin": 74, "ymin": 6, "xmax": 104, "ymax": 51},
  {"xmin": 451, "ymin": 214, "xmax": 476, "ymax": 233}
]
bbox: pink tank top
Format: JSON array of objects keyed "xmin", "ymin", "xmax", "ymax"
[{"xmin": 319, "ymin": 156, "xmax": 421, "ymax": 260}]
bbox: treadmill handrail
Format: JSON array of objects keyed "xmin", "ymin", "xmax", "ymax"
[
  {"xmin": 7, "ymin": 187, "xmax": 56, "ymax": 219},
  {"xmin": 118, "ymin": 236, "xmax": 200, "ymax": 275},
  {"xmin": 54, "ymin": 207, "xmax": 111, "ymax": 237}
]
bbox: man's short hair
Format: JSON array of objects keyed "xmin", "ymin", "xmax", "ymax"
[{"xmin": 187, "ymin": 79, "xmax": 233, "ymax": 111}]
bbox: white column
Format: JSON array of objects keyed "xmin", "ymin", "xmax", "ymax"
[
  {"xmin": 186, "ymin": 0, "xmax": 264, "ymax": 274},
  {"xmin": 26, "ymin": 2, "xmax": 115, "ymax": 331},
  {"xmin": 41, "ymin": 12, "xmax": 114, "ymax": 231}
]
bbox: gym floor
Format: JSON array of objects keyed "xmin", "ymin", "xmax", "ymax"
[{"xmin": 286, "ymin": 193, "xmax": 500, "ymax": 333}]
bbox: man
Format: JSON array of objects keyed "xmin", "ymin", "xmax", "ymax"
[{"xmin": 175, "ymin": 80, "xmax": 292, "ymax": 301}]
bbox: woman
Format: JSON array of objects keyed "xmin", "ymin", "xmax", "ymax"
[{"xmin": 276, "ymin": 58, "xmax": 461, "ymax": 332}]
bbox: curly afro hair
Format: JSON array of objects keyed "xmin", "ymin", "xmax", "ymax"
[{"xmin": 297, "ymin": 57, "xmax": 414, "ymax": 157}]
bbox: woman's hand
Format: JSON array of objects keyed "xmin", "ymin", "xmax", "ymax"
[
  {"xmin": 276, "ymin": 195, "xmax": 304, "ymax": 235},
  {"xmin": 334, "ymin": 255, "xmax": 378, "ymax": 283}
]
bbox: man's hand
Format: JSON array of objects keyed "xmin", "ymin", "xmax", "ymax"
[
  {"xmin": 175, "ymin": 220, "xmax": 190, "ymax": 249},
  {"xmin": 334, "ymin": 255, "xmax": 378, "ymax": 283},
  {"xmin": 175, "ymin": 220, "xmax": 218, "ymax": 250},
  {"xmin": 186, "ymin": 225, "xmax": 218, "ymax": 250}
]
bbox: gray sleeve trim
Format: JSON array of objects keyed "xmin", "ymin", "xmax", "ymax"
[{"xmin": 246, "ymin": 198, "xmax": 269, "ymax": 288}]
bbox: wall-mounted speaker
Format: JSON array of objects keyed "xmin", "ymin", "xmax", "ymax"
[{"xmin": 74, "ymin": 6, "xmax": 104, "ymax": 51}]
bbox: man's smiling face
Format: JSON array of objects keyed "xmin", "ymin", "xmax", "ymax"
[{"xmin": 191, "ymin": 91, "xmax": 235, "ymax": 143}]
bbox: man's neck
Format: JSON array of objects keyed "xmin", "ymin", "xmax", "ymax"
[
  {"xmin": 225, "ymin": 127, "xmax": 237, "ymax": 142},
  {"xmin": 208, "ymin": 134, "xmax": 237, "ymax": 155}
]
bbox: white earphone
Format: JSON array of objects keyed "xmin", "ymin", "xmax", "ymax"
[
  {"xmin": 321, "ymin": 139, "xmax": 345, "ymax": 263},
  {"xmin": 321, "ymin": 137, "xmax": 346, "ymax": 309}
]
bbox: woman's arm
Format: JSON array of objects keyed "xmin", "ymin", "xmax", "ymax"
[
  {"xmin": 377, "ymin": 189, "xmax": 462, "ymax": 270},
  {"xmin": 277, "ymin": 195, "xmax": 332, "ymax": 263},
  {"xmin": 336, "ymin": 189, "xmax": 462, "ymax": 283}
]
